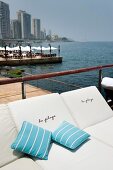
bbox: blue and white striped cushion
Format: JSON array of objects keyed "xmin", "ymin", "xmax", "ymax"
[
  {"xmin": 52, "ymin": 121, "xmax": 90, "ymax": 150},
  {"xmin": 11, "ymin": 121, "xmax": 52, "ymax": 160}
]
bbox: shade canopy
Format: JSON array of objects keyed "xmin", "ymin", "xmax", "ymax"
[
  {"xmin": 31, "ymin": 46, "xmax": 57, "ymax": 51},
  {"xmin": 21, "ymin": 46, "xmax": 30, "ymax": 52},
  {"xmin": 0, "ymin": 47, "xmax": 5, "ymax": 51},
  {"xmin": 11, "ymin": 46, "xmax": 30, "ymax": 52},
  {"xmin": 31, "ymin": 46, "xmax": 47, "ymax": 51},
  {"xmin": 46, "ymin": 47, "xmax": 57, "ymax": 50},
  {"xmin": 11, "ymin": 46, "xmax": 20, "ymax": 51},
  {"xmin": 0, "ymin": 46, "xmax": 20, "ymax": 51},
  {"xmin": 0, "ymin": 46, "xmax": 57, "ymax": 52},
  {"xmin": 0, "ymin": 46, "xmax": 14, "ymax": 51}
]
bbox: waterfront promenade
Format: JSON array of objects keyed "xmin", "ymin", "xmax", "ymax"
[{"xmin": 0, "ymin": 77, "xmax": 51, "ymax": 104}]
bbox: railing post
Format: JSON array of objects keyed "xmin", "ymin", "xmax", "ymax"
[
  {"xmin": 98, "ymin": 69, "xmax": 102, "ymax": 92},
  {"xmin": 21, "ymin": 81, "xmax": 26, "ymax": 99}
]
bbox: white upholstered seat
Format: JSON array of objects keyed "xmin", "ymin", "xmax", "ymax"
[{"xmin": 61, "ymin": 86, "xmax": 113, "ymax": 129}]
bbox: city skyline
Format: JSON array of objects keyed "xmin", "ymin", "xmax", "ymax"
[
  {"xmin": 1, "ymin": 0, "xmax": 62, "ymax": 40},
  {"xmin": 1, "ymin": 0, "xmax": 113, "ymax": 41},
  {"xmin": 0, "ymin": 1, "xmax": 48, "ymax": 40}
]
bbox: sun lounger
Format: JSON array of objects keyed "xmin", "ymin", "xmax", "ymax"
[
  {"xmin": 0, "ymin": 104, "xmax": 22, "ymax": 167},
  {"xmin": 1, "ymin": 158, "xmax": 43, "ymax": 170},
  {"xmin": 1, "ymin": 86, "xmax": 113, "ymax": 169},
  {"xmin": 7, "ymin": 93, "xmax": 75, "ymax": 131},
  {"xmin": 61, "ymin": 86, "xmax": 113, "ymax": 129},
  {"xmin": 34, "ymin": 137, "xmax": 113, "ymax": 170},
  {"xmin": 85, "ymin": 117, "xmax": 113, "ymax": 147}
]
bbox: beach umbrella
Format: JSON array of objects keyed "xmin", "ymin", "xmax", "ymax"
[
  {"xmin": 45, "ymin": 47, "xmax": 57, "ymax": 51},
  {"xmin": 47, "ymin": 44, "xmax": 57, "ymax": 56},
  {"xmin": 21, "ymin": 46, "xmax": 30, "ymax": 52},
  {"xmin": 4, "ymin": 45, "xmax": 7, "ymax": 60},
  {"xmin": 11, "ymin": 46, "xmax": 30, "ymax": 52},
  {"xmin": 31, "ymin": 46, "xmax": 41, "ymax": 50},
  {"xmin": 31, "ymin": 46, "xmax": 47, "ymax": 51},
  {"xmin": 51, "ymin": 47, "xmax": 57, "ymax": 50},
  {"xmin": 40, "ymin": 45, "xmax": 42, "ymax": 54},
  {"xmin": 12, "ymin": 46, "xmax": 20, "ymax": 51},
  {"xmin": 58, "ymin": 45, "xmax": 60, "ymax": 56},
  {"xmin": 31, "ymin": 46, "xmax": 37, "ymax": 50},
  {"xmin": 0, "ymin": 47, "xmax": 5, "ymax": 51},
  {"xmin": 19, "ymin": 46, "xmax": 22, "ymax": 57},
  {"xmin": 6, "ymin": 46, "xmax": 14, "ymax": 51},
  {"xmin": 0, "ymin": 46, "xmax": 14, "ymax": 51}
]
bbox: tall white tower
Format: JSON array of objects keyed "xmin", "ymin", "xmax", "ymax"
[
  {"xmin": 32, "ymin": 18, "xmax": 41, "ymax": 39},
  {"xmin": 17, "ymin": 10, "xmax": 31, "ymax": 39}
]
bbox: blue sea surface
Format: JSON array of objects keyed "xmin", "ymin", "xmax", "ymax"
[{"xmin": 19, "ymin": 41, "xmax": 113, "ymax": 93}]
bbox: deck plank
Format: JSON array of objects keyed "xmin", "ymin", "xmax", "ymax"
[{"xmin": 0, "ymin": 77, "xmax": 51, "ymax": 104}]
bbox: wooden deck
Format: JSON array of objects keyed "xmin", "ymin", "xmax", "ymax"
[
  {"xmin": 0, "ymin": 56, "xmax": 62, "ymax": 66},
  {"xmin": 0, "ymin": 77, "xmax": 51, "ymax": 104}
]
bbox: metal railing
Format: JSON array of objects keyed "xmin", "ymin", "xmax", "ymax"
[{"xmin": 0, "ymin": 64, "xmax": 113, "ymax": 99}]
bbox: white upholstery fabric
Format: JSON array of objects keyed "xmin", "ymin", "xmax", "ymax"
[
  {"xmin": 2, "ymin": 88, "xmax": 113, "ymax": 170},
  {"xmin": 0, "ymin": 104, "xmax": 23, "ymax": 168},
  {"xmin": 61, "ymin": 86, "xmax": 113, "ymax": 129},
  {"xmin": 8, "ymin": 93, "xmax": 75, "ymax": 131},
  {"xmin": 35, "ymin": 137, "xmax": 113, "ymax": 170},
  {"xmin": 85, "ymin": 117, "xmax": 113, "ymax": 147},
  {"xmin": 1, "ymin": 158, "xmax": 43, "ymax": 170},
  {"xmin": 101, "ymin": 77, "xmax": 113, "ymax": 90}
]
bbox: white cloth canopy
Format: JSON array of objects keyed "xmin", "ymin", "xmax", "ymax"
[
  {"xmin": 0, "ymin": 47, "xmax": 5, "ymax": 51},
  {"xmin": 11, "ymin": 46, "xmax": 30, "ymax": 52},
  {"xmin": 0, "ymin": 46, "xmax": 57, "ymax": 52},
  {"xmin": 6, "ymin": 47, "xmax": 14, "ymax": 51},
  {"xmin": 21, "ymin": 46, "xmax": 30, "ymax": 52},
  {"xmin": 11, "ymin": 46, "xmax": 20, "ymax": 51},
  {"xmin": 31, "ymin": 46, "xmax": 47, "ymax": 51},
  {"xmin": 46, "ymin": 47, "xmax": 57, "ymax": 50},
  {"xmin": 31, "ymin": 46, "xmax": 57, "ymax": 51},
  {"xmin": 0, "ymin": 46, "xmax": 14, "ymax": 51}
]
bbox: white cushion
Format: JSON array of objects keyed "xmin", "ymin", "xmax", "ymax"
[
  {"xmin": 8, "ymin": 93, "xmax": 75, "ymax": 131},
  {"xmin": 34, "ymin": 137, "xmax": 113, "ymax": 170},
  {"xmin": 85, "ymin": 117, "xmax": 113, "ymax": 147},
  {"xmin": 101, "ymin": 77, "xmax": 113, "ymax": 90},
  {"xmin": 0, "ymin": 104, "xmax": 23, "ymax": 168},
  {"xmin": 1, "ymin": 157, "xmax": 43, "ymax": 170},
  {"xmin": 61, "ymin": 86, "xmax": 113, "ymax": 129}
]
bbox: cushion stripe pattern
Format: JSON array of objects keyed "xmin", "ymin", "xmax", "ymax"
[
  {"xmin": 52, "ymin": 121, "xmax": 90, "ymax": 150},
  {"xmin": 11, "ymin": 121, "xmax": 52, "ymax": 160}
]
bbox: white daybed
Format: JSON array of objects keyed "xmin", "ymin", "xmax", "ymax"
[{"xmin": 1, "ymin": 86, "xmax": 113, "ymax": 170}]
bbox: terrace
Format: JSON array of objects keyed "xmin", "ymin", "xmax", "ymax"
[{"xmin": 0, "ymin": 64, "xmax": 113, "ymax": 105}]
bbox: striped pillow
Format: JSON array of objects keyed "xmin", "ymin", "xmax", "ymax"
[
  {"xmin": 11, "ymin": 121, "xmax": 52, "ymax": 160},
  {"xmin": 52, "ymin": 121, "xmax": 90, "ymax": 150}
]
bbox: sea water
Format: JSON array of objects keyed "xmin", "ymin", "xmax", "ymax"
[{"xmin": 19, "ymin": 41, "xmax": 113, "ymax": 93}]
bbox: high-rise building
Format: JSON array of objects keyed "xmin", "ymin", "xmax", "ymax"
[
  {"xmin": 17, "ymin": 10, "xmax": 31, "ymax": 39},
  {"xmin": 40, "ymin": 28, "xmax": 46, "ymax": 40},
  {"xmin": 32, "ymin": 18, "xmax": 41, "ymax": 39},
  {"xmin": 10, "ymin": 19, "xmax": 21, "ymax": 39},
  {"xmin": 0, "ymin": 1, "xmax": 10, "ymax": 39}
]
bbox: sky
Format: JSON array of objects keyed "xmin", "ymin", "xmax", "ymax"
[{"xmin": 2, "ymin": 0, "xmax": 113, "ymax": 41}]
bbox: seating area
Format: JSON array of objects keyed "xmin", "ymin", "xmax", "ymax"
[{"xmin": 1, "ymin": 86, "xmax": 113, "ymax": 170}]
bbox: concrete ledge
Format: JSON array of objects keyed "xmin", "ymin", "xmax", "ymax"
[{"xmin": 0, "ymin": 57, "xmax": 62, "ymax": 66}]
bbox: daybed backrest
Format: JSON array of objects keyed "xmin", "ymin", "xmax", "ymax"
[
  {"xmin": 0, "ymin": 104, "xmax": 23, "ymax": 168},
  {"xmin": 8, "ymin": 93, "xmax": 75, "ymax": 131},
  {"xmin": 61, "ymin": 86, "xmax": 113, "ymax": 129}
]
